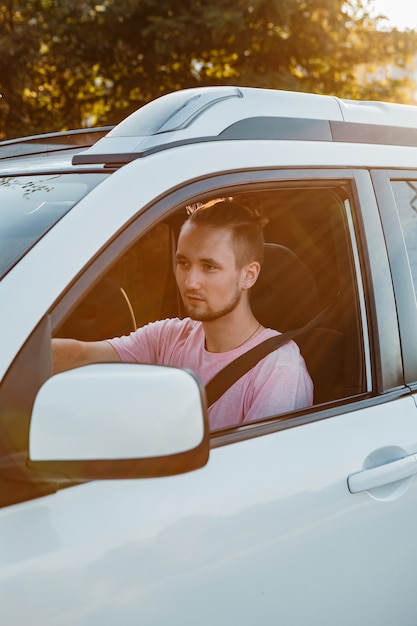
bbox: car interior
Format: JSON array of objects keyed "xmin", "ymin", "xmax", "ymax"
[{"xmin": 56, "ymin": 184, "xmax": 365, "ymax": 412}]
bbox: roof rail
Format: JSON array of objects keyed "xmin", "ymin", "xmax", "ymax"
[
  {"xmin": 72, "ymin": 87, "xmax": 417, "ymax": 167},
  {"xmin": 0, "ymin": 127, "xmax": 113, "ymax": 160}
]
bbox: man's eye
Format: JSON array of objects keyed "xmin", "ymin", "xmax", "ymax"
[
  {"xmin": 177, "ymin": 260, "xmax": 189, "ymax": 268},
  {"xmin": 203, "ymin": 264, "xmax": 216, "ymax": 271}
]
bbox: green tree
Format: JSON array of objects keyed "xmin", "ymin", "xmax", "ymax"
[{"xmin": 0, "ymin": 0, "xmax": 416, "ymax": 139}]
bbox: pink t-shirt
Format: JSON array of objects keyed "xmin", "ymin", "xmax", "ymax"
[{"xmin": 107, "ymin": 318, "xmax": 313, "ymax": 431}]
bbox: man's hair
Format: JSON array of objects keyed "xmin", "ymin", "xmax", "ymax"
[{"xmin": 184, "ymin": 197, "xmax": 267, "ymax": 268}]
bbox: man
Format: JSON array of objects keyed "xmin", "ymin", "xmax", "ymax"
[{"xmin": 52, "ymin": 198, "xmax": 313, "ymax": 430}]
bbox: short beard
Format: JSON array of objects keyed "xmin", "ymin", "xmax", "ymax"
[{"xmin": 184, "ymin": 288, "xmax": 242, "ymax": 322}]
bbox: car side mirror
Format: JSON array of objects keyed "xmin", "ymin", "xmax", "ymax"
[{"xmin": 28, "ymin": 363, "xmax": 209, "ymax": 480}]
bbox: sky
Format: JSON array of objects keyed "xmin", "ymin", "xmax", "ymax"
[{"xmin": 371, "ymin": 0, "xmax": 417, "ymax": 30}]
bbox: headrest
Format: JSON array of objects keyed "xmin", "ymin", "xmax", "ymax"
[{"xmin": 251, "ymin": 243, "xmax": 321, "ymax": 332}]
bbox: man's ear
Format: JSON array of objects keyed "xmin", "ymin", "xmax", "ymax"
[{"xmin": 241, "ymin": 261, "xmax": 261, "ymax": 290}]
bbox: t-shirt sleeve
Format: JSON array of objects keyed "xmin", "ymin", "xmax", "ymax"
[{"xmin": 106, "ymin": 318, "xmax": 183, "ymax": 363}]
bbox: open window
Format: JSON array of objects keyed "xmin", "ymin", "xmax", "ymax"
[{"xmin": 53, "ymin": 181, "xmax": 365, "ymax": 410}]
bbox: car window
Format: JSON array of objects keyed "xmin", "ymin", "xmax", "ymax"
[
  {"xmin": 390, "ymin": 179, "xmax": 417, "ymax": 299},
  {"xmin": 0, "ymin": 173, "xmax": 109, "ymax": 280},
  {"xmin": 56, "ymin": 182, "xmax": 365, "ymax": 408}
]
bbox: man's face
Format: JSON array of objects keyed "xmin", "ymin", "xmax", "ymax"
[{"xmin": 175, "ymin": 223, "xmax": 244, "ymax": 322}]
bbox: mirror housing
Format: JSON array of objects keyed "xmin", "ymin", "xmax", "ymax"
[{"xmin": 29, "ymin": 364, "xmax": 209, "ymax": 480}]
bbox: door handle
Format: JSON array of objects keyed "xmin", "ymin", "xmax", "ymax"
[{"xmin": 347, "ymin": 453, "xmax": 417, "ymax": 494}]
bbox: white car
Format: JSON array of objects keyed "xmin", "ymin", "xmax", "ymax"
[{"xmin": 1, "ymin": 86, "xmax": 417, "ymax": 625}]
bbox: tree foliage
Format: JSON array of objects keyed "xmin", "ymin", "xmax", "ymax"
[{"xmin": 1, "ymin": 0, "xmax": 416, "ymax": 138}]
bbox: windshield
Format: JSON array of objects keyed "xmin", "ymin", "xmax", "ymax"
[{"xmin": 0, "ymin": 172, "xmax": 108, "ymax": 280}]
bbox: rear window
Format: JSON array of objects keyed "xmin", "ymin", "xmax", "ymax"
[{"xmin": 0, "ymin": 173, "xmax": 108, "ymax": 279}]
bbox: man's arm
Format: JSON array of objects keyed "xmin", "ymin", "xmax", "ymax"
[{"xmin": 52, "ymin": 338, "xmax": 121, "ymax": 374}]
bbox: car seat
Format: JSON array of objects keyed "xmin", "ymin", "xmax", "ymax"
[{"xmin": 251, "ymin": 243, "xmax": 344, "ymax": 403}]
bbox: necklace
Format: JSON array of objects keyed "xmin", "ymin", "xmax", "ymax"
[{"xmin": 235, "ymin": 322, "xmax": 261, "ymax": 349}]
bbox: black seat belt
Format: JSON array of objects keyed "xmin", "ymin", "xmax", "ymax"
[{"xmin": 205, "ymin": 297, "xmax": 337, "ymax": 408}]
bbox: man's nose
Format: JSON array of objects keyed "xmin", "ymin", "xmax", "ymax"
[{"xmin": 184, "ymin": 267, "xmax": 201, "ymax": 288}]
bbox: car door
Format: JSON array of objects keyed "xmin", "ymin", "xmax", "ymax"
[{"xmin": 1, "ymin": 147, "xmax": 417, "ymax": 625}]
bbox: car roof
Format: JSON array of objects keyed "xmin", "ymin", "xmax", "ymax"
[
  {"xmin": 72, "ymin": 86, "xmax": 417, "ymax": 167},
  {"xmin": 3, "ymin": 86, "xmax": 417, "ymax": 172}
]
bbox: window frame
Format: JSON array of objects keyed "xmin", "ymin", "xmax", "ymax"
[{"xmin": 49, "ymin": 167, "xmax": 395, "ymax": 426}]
